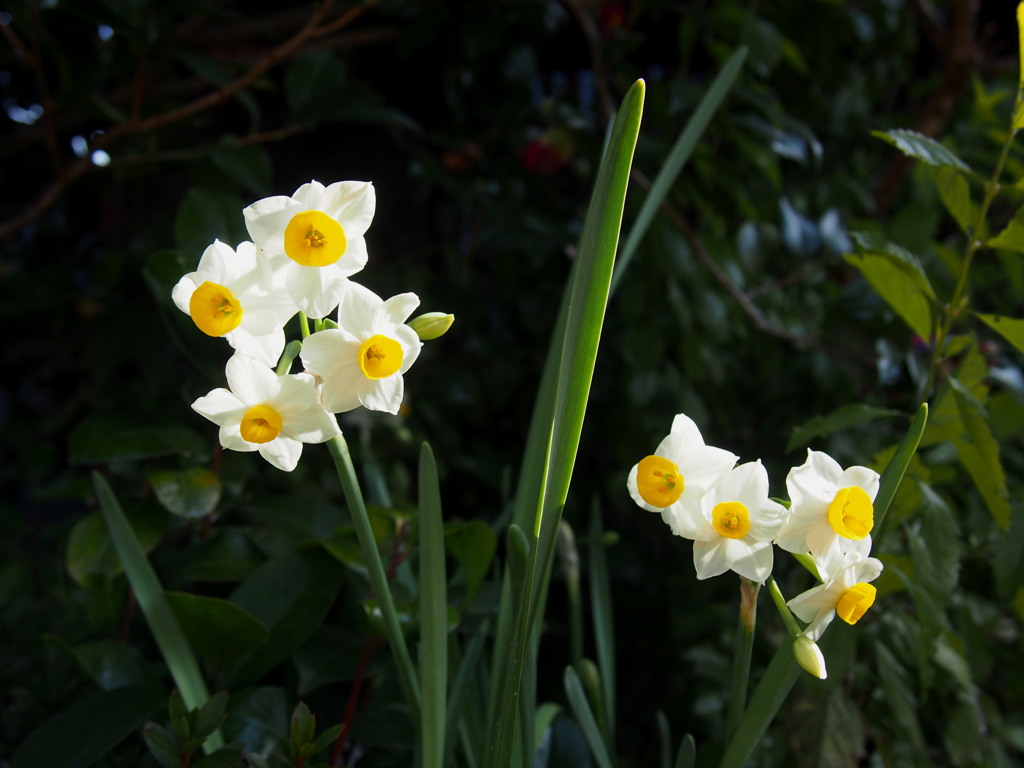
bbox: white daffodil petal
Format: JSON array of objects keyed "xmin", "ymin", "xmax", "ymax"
[
  {"xmin": 259, "ymin": 436, "xmax": 303, "ymax": 472},
  {"xmin": 358, "ymin": 372, "xmax": 403, "ymax": 414},
  {"xmin": 191, "ymin": 388, "xmax": 244, "ymax": 421},
  {"xmin": 693, "ymin": 540, "xmax": 732, "ymax": 580},
  {"xmin": 320, "ymin": 181, "xmax": 375, "ymax": 235}
]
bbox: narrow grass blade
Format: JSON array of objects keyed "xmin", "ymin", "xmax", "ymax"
[
  {"xmin": 444, "ymin": 622, "xmax": 488, "ymax": 768},
  {"xmin": 588, "ymin": 503, "xmax": 616, "ymax": 751},
  {"xmin": 564, "ymin": 666, "xmax": 614, "ymax": 768},
  {"xmin": 674, "ymin": 734, "xmax": 696, "ymax": 768},
  {"xmin": 419, "ymin": 442, "xmax": 447, "ymax": 768},
  {"xmin": 610, "ymin": 46, "xmax": 748, "ymax": 294},
  {"xmin": 875, "ymin": 403, "xmax": 928, "ymax": 530},
  {"xmin": 92, "ymin": 472, "xmax": 223, "ymax": 752},
  {"xmin": 488, "ymin": 79, "xmax": 645, "ymax": 768}
]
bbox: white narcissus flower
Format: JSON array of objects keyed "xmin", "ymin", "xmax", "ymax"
[
  {"xmin": 686, "ymin": 461, "xmax": 787, "ymax": 583},
  {"xmin": 787, "ymin": 549, "xmax": 883, "ymax": 641},
  {"xmin": 626, "ymin": 414, "xmax": 738, "ymax": 539},
  {"xmin": 172, "ymin": 240, "xmax": 298, "ymax": 367},
  {"xmin": 243, "ymin": 180, "xmax": 375, "ymax": 318},
  {"xmin": 775, "ymin": 449, "xmax": 880, "ymax": 561},
  {"xmin": 192, "ymin": 353, "xmax": 340, "ymax": 472},
  {"xmin": 300, "ymin": 282, "xmax": 422, "ymax": 415}
]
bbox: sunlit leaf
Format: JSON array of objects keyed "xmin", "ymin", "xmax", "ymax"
[
  {"xmin": 845, "ymin": 236, "xmax": 937, "ymax": 339},
  {"xmin": 150, "ymin": 467, "xmax": 221, "ymax": 520},
  {"xmin": 976, "ymin": 312, "xmax": 1024, "ymax": 355},
  {"xmin": 872, "ymin": 128, "xmax": 972, "ymax": 173}
]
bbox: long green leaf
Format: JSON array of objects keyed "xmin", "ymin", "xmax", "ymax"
[
  {"xmin": 611, "ymin": 46, "xmax": 748, "ymax": 293},
  {"xmin": 419, "ymin": 442, "xmax": 448, "ymax": 768},
  {"xmin": 92, "ymin": 472, "xmax": 223, "ymax": 752},
  {"xmin": 564, "ymin": 667, "xmax": 614, "ymax": 768},
  {"xmin": 487, "ymin": 79, "xmax": 644, "ymax": 768},
  {"xmin": 874, "ymin": 403, "xmax": 928, "ymax": 531}
]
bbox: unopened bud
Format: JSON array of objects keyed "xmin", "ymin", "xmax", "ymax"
[
  {"xmin": 793, "ymin": 635, "xmax": 827, "ymax": 680},
  {"xmin": 408, "ymin": 312, "xmax": 454, "ymax": 341}
]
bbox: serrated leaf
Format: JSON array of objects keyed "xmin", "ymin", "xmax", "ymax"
[
  {"xmin": 949, "ymin": 377, "xmax": 1011, "ymax": 528},
  {"xmin": 987, "ymin": 206, "xmax": 1024, "ymax": 253},
  {"xmin": 844, "ymin": 244, "xmax": 936, "ymax": 339},
  {"xmin": 151, "ymin": 467, "xmax": 221, "ymax": 520},
  {"xmin": 977, "ymin": 312, "xmax": 1024, "ymax": 355},
  {"xmin": 786, "ymin": 403, "xmax": 903, "ymax": 453},
  {"xmin": 143, "ymin": 722, "xmax": 181, "ymax": 768},
  {"xmin": 872, "ymin": 128, "xmax": 972, "ymax": 173},
  {"xmin": 930, "ymin": 166, "xmax": 973, "ymax": 233}
]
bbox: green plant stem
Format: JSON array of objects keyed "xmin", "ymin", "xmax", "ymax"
[
  {"xmin": 326, "ymin": 435, "xmax": 421, "ymax": 721},
  {"xmin": 921, "ymin": 107, "xmax": 1018, "ymax": 402},
  {"xmin": 725, "ymin": 577, "xmax": 759, "ymax": 739},
  {"xmin": 298, "ymin": 311, "xmax": 311, "ymax": 340},
  {"xmin": 766, "ymin": 577, "xmax": 801, "ymax": 639}
]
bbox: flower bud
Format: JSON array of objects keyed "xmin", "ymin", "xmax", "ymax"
[
  {"xmin": 792, "ymin": 635, "xmax": 827, "ymax": 680},
  {"xmin": 408, "ymin": 312, "xmax": 454, "ymax": 341}
]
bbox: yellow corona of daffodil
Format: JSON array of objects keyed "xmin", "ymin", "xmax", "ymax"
[{"xmin": 243, "ymin": 180, "xmax": 376, "ymax": 318}]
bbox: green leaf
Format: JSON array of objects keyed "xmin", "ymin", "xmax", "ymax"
[
  {"xmin": 69, "ymin": 414, "xmax": 206, "ymax": 464},
  {"xmin": 872, "ymin": 128, "xmax": 972, "ymax": 172},
  {"xmin": 874, "ymin": 404, "xmax": 928, "ymax": 531},
  {"xmin": 444, "ymin": 519, "xmax": 496, "ymax": 607},
  {"xmin": 949, "ymin": 377, "xmax": 1011, "ymax": 528},
  {"xmin": 11, "ymin": 685, "xmax": 165, "ymax": 768},
  {"xmin": 226, "ymin": 547, "xmax": 346, "ymax": 686},
  {"xmin": 490, "ymin": 81, "xmax": 644, "ymax": 768},
  {"xmin": 286, "ymin": 50, "xmax": 347, "ymax": 121},
  {"xmin": 92, "ymin": 473, "xmax": 220, "ymax": 750},
  {"xmin": 875, "ymin": 643, "xmax": 928, "ymax": 759},
  {"xmin": 191, "ymin": 745, "xmax": 248, "ymax": 768},
  {"xmin": 564, "ymin": 666, "xmax": 613, "ymax": 768},
  {"xmin": 788, "ymin": 688, "xmax": 866, "ymax": 768},
  {"xmin": 174, "ymin": 187, "xmax": 248, "ymax": 260},
  {"xmin": 674, "ymin": 734, "xmax": 696, "ymax": 768},
  {"xmin": 977, "ymin": 312, "xmax": 1024, "ymax": 355},
  {"xmin": 292, "ymin": 627, "xmax": 366, "ymax": 695},
  {"xmin": 210, "ymin": 143, "xmax": 271, "ymax": 196},
  {"xmin": 588, "ymin": 507, "xmax": 615, "ymax": 751},
  {"xmin": 166, "ymin": 592, "xmax": 269, "ymax": 670},
  {"xmin": 844, "ymin": 241, "xmax": 937, "ymax": 340},
  {"xmin": 60, "ymin": 639, "xmax": 162, "ymax": 692},
  {"xmin": 143, "ymin": 722, "xmax": 180, "ymax": 768},
  {"xmin": 612, "ymin": 46, "xmax": 747, "ymax": 292},
  {"xmin": 987, "ymin": 206, "xmax": 1024, "ymax": 253},
  {"xmin": 419, "ymin": 443, "xmax": 448, "ymax": 768},
  {"xmin": 66, "ymin": 508, "xmax": 164, "ymax": 587},
  {"xmin": 786, "ymin": 403, "xmax": 903, "ymax": 454},
  {"xmin": 930, "ymin": 166, "xmax": 973, "ymax": 234},
  {"xmin": 150, "ymin": 467, "xmax": 221, "ymax": 520}
]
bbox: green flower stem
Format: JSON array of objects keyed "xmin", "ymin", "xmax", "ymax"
[
  {"xmin": 298, "ymin": 311, "xmax": 311, "ymax": 340},
  {"xmin": 766, "ymin": 577, "xmax": 802, "ymax": 639},
  {"xmin": 326, "ymin": 435, "xmax": 421, "ymax": 721},
  {"xmin": 792, "ymin": 552, "xmax": 821, "ymax": 581},
  {"xmin": 726, "ymin": 577, "xmax": 760, "ymax": 739}
]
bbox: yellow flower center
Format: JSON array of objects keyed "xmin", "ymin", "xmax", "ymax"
[
  {"xmin": 712, "ymin": 501, "xmax": 750, "ymax": 539},
  {"xmin": 239, "ymin": 404, "xmax": 283, "ymax": 444},
  {"xmin": 358, "ymin": 334, "xmax": 404, "ymax": 379},
  {"xmin": 836, "ymin": 582, "xmax": 876, "ymax": 625},
  {"xmin": 283, "ymin": 210, "xmax": 347, "ymax": 267},
  {"xmin": 636, "ymin": 455, "xmax": 684, "ymax": 508},
  {"xmin": 189, "ymin": 281, "xmax": 243, "ymax": 337},
  {"xmin": 826, "ymin": 486, "xmax": 873, "ymax": 540}
]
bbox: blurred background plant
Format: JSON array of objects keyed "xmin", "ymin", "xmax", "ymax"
[{"xmin": 3, "ymin": 0, "xmax": 1024, "ymax": 766}]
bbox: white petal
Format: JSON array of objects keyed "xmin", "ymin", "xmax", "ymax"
[
  {"xmin": 378, "ymin": 292, "xmax": 421, "ymax": 326},
  {"xmin": 291, "ymin": 180, "xmax": 327, "ymax": 208},
  {"xmin": 335, "ymin": 234, "xmax": 369, "ymax": 278},
  {"xmin": 259, "ymin": 436, "xmax": 303, "ymax": 471},
  {"xmin": 243, "ymin": 196, "xmax": 300, "ymax": 255},
  {"xmin": 219, "ymin": 423, "xmax": 257, "ymax": 452},
  {"xmin": 286, "ymin": 262, "xmax": 348, "ymax": 318},
  {"xmin": 320, "ymin": 181, "xmax": 375, "ymax": 236},
  {"xmin": 394, "ymin": 325, "xmax": 423, "ymax": 374},
  {"xmin": 224, "ymin": 353, "xmax": 280, "ymax": 405},
  {"xmin": 693, "ymin": 540, "xmax": 731, "ymax": 580},
  {"xmin": 626, "ymin": 463, "xmax": 662, "ymax": 513},
  {"xmin": 192, "ymin": 388, "xmax": 244, "ymax": 424},
  {"xmin": 227, "ymin": 327, "xmax": 287, "ymax": 368},
  {"xmin": 337, "ymin": 281, "xmax": 383, "ymax": 331},
  {"xmin": 171, "ymin": 275, "xmax": 199, "ymax": 315},
  {"xmin": 728, "ymin": 539, "xmax": 774, "ymax": 583},
  {"xmin": 359, "ymin": 373, "xmax": 404, "ymax": 414}
]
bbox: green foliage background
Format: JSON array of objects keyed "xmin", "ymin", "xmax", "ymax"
[{"xmin": 2, "ymin": 0, "xmax": 1023, "ymax": 766}]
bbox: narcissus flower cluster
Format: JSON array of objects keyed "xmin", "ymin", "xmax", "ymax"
[
  {"xmin": 627, "ymin": 413, "xmax": 885, "ymax": 676},
  {"xmin": 173, "ymin": 180, "xmax": 452, "ymax": 471}
]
